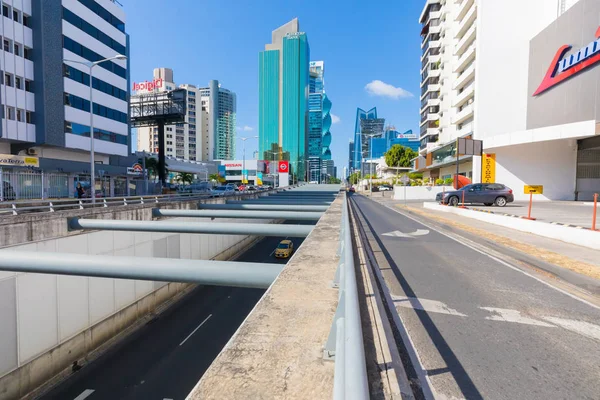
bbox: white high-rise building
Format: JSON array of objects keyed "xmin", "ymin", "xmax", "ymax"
[
  {"xmin": 416, "ymin": 0, "xmax": 581, "ymax": 184},
  {"xmin": 135, "ymin": 69, "xmax": 236, "ymax": 162}
]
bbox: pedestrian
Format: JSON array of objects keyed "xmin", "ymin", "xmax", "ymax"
[{"xmin": 76, "ymin": 182, "xmax": 85, "ymax": 199}]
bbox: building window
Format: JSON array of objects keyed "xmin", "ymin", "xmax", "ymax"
[
  {"xmin": 16, "ymin": 108, "xmax": 23, "ymax": 122},
  {"xmin": 6, "ymin": 106, "xmax": 14, "ymax": 120},
  {"xmin": 25, "ymin": 79, "xmax": 33, "ymax": 92},
  {"xmin": 64, "ymin": 93, "xmax": 128, "ymax": 123},
  {"xmin": 23, "ymin": 47, "xmax": 31, "ymax": 60},
  {"xmin": 4, "ymin": 73, "xmax": 12, "ymax": 87},
  {"xmin": 15, "ymin": 76, "xmax": 21, "ymax": 89},
  {"xmin": 62, "ymin": 36, "xmax": 127, "ymax": 79},
  {"xmin": 77, "ymin": 0, "xmax": 125, "ymax": 32},
  {"xmin": 62, "ymin": 7, "xmax": 127, "ymax": 55},
  {"xmin": 63, "ymin": 65, "xmax": 127, "ymax": 102},
  {"xmin": 3, "ymin": 39, "xmax": 10, "ymax": 53},
  {"xmin": 2, "ymin": 4, "xmax": 8, "ymax": 18},
  {"xmin": 166, "ymin": 127, "xmax": 172, "ymax": 131},
  {"xmin": 13, "ymin": 43, "xmax": 19, "ymax": 56},
  {"xmin": 26, "ymin": 111, "xmax": 33, "ymax": 124},
  {"xmin": 22, "ymin": 14, "xmax": 30, "ymax": 27},
  {"xmin": 13, "ymin": 9, "xmax": 19, "ymax": 22}
]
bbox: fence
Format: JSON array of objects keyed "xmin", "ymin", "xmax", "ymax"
[{"xmin": 0, "ymin": 170, "xmax": 70, "ymax": 201}]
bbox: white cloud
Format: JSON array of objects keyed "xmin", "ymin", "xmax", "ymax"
[
  {"xmin": 364, "ymin": 80, "xmax": 413, "ymax": 99},
  {"xmin": 237, "ymin": 125, "xmax": 254, "ymax": 132},
  {"xmin": 331, "ymin": 113, "xmax": 341, "ymax": 124}
]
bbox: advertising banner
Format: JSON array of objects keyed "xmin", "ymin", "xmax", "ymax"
[
  {"xmin": 0, "ymin": 154, "xmax": 39, "ymax": 168},
  {"xmin": 482, "ymin": 153, "xmax": 496, "ymax": 183},
  {"xmin": 242, "ymin": 169, "xmax": 248, "ymax": 184},
  {"xmin": 256, "ymin": 172, "xmax": 263, "ymax": 185},
  {"xmin": 127, "ymin": 163, "xmax": 144, "ymax": 176}
]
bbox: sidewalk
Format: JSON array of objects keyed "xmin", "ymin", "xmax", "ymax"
[{"xmin": 366, "ymin": 195, "xmax": 600, "ymax": 295}]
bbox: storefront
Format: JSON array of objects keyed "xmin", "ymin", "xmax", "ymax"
[{"xmin": 220, "ymin": 160, "xmax": 268, "ymax": 185}]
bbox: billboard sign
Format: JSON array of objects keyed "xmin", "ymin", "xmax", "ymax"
[
  {"xmin": 278, "ymin": 161, "xmax": 289, "ymax": 173},
  {"xmin": 133, "ymin": 78, "xmax": 163, "ymax": 92},
  {"xmin": 127, "ymin": 163, "xmax": 144, "ymax": 176},
  {"xmin": 0, "ymin": 154, "xmax": 39, "ymax": 168}
]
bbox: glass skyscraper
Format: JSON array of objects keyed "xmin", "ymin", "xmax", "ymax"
[
  {"xmin": 308, "ymin": 61, "xmax": 330, "ymax": 182},
  {"xmin": 352, "ymin": 107, "xmax": 384, "ymax": 172},
  {"xmin": 258, "ymin": 18, "xmax": 310, "ymax": 180}
]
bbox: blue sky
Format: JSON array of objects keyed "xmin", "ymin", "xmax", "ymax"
[{"xmin": 124, "ymin": 0, "xmax": 424, "ymax": 175}]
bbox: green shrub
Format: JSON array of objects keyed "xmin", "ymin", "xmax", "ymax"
[
  {"xmin": 444, "ymin": 177, "xmax": 453, "ymax": 186},
  {"xmin": 435, "ymin": 178, "xmax": 444, "ymax": 186}
]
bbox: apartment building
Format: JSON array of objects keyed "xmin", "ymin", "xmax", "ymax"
[
  {"xmin": 0, "ymin": 0, "xmax": 130, "ymax": 172},
  {"xmin": 135, "ymin": 68, "xmax": 236, "ymax": 162}
]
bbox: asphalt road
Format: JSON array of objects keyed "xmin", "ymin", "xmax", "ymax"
[
  {"xmin": 38, "ymin": 223, "xmax": 307, "ymax": 400},
  {"xmin": 351, "ymin": 194, "xmax": 600, "ymax": 400}
]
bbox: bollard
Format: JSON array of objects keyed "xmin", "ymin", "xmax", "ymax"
[
  {"xmin": 593, "ymin": 193, "xmax": 598, "ymax": 231},
  {"xmin": 459, "ymin": 189, "xmax": 467, "ymax": 209},
  {"xmin": 523, "ymin": 192, "xmax": 536, "ymax": 220}
]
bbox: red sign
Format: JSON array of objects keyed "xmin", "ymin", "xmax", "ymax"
[
  {"xmin": 534, "ymin": 26, "xmax": 600, "ymax": 96},
  {"xmin": 278, "ymin": 161, "xmax": 289, "ymax": 173},
  {"xmin": 224, "ymin": 163, "xmax": 242, "ymax": 168},
  {"xmin": 133, "ymin": 78, "xmax": 163, "ymax": 92}
]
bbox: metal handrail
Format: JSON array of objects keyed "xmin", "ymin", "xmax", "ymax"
[
  {"xmin": 324, "ymin": 192, "xmax": 369, "ymax": 399},
  {"xmin": 0, "ymin": 185, "xmax": 303, "ymax": 216}
]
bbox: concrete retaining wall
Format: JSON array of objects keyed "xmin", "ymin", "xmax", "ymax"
[
  {"xmin": 393, "ymin": 185, "xmax": 452, "ymax": 200},
  {"xmin": 0, "ymin": 193, "xmax": 273, "ymax": 400}
]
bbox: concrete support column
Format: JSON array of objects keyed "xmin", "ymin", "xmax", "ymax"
[{"xmin": 472, "ymin": 155, "xmax": 482, "ymax": 184}]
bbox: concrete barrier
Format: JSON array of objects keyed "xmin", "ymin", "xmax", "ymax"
[
  {"xmin": 0, "ymin": 193, "xmax": 275, "ymax": 400},
  {"xmin": 423, "ymin": 202, "xmax": 600, "ymax": 250},
  {"xmin": 393, "ymin": 185, "xmax": 452, "ymax": 201}
]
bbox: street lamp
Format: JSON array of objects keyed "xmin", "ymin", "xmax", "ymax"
[
  {"xmin": 265, "ymin": 149, "xmax": 280, "ymax": 188},
  {"xmin": 238, "ymin": 136, "xmax": 258, "ymax": 185},
  {"xmin": 64, "ymin": 54, "xmax": 127, "ymax": 203},
  {"xmin": 361, "ymin": 133, "xmax": 379, "ymax": 194}
]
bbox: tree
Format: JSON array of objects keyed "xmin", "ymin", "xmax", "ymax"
[
  {"xmin": 209, "ymin": 173, "xmax": 219, "ymax": 182},
  {"xmin": 384, "ymin": 145, "xmax": 418, "ymax": 170},
  {"xmin": 348, "ymin": 171, "xmax": 361, "ymax": 185},
  {"xmin": 144, "ymin": 157, "xmax": 168, "ymax": 183},
  {"xmin": 176, "ymin": 172, "xmax": 194, "ymax": 185}
]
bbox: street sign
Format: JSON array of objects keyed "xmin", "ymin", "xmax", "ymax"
[
  {"xmin": 482, "ymin": 153, "xmax": 496, "ymax": 183},
  {"xmin": 400, "ymin": 175, "xmax": 410, "ymax": 184},
  {"xmin": 524, "ymin": 185, "xmax": 543, "ymax": 194},
  {"xmin": 457, "ymin": 138, "xmax": 483, "ymax": 156},
  {"xmin": 278, "ymin": 161, "xmax": 289, "ymax": 173}
]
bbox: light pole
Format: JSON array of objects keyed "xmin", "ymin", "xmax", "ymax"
[
  {"xmin": 238, "ymin": 136, "xmax": 258, "ymax": 185},
  {"xmin": 64, "ymin": 54, "xmax": 127, "ymax": 203},
  {"xmin": 265, "ymin": 150, "xmax": 279, "ymax": 188}
]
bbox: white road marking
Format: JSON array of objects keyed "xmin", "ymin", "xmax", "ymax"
[
  {"xmin": 542, "ymin": 316, "xmax": 600, "ymax": 341},
  {"xmin": 378, "ymin": 201, "xmax": 600, "ymax": 311},
  {"xmin": 179, "ymin": 314, "xmax": 213, "ymax": 346},
  {"xmin": 74, "ymin": 389, "xmax": 95, "ymax": 400},
  {"xmin": 382, "ymin": 229, "xmax": 429, "ymax": 238},
  {"xmin": 480, "ymin": 307, "xmax": 554, "ymax": 327},
  {"xmin": 391, "ymin": 295, "xmax": 468, "ymax": 317}
]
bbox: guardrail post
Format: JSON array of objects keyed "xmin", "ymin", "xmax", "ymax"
[
  {"xmin": 12, "ymin": 203, "xmax": 17, "ymax": 216},
  {"xmin": 49, "ymin": 201, "xmax": 54, "ymax": 213},
  {"xmin": 123, "ymin": 197, "xmax": 127, "ymax": 206},
  {"xmin": 140, "ymin": 196, "xmax": 144, "ymax": 205},
  {"xmin": 154, "ymin": 196, "xmax": 159, "ymax": 204},
  {"xmin": 103, "ymin": 199, "xmax": 108, "ymax": 208},
  {"xmin": 323, "ymin": 290, "xmax": 345, "ymax": 360},
  {"xmin": 78, "ymin": 200, "xmax": 83, "ymax": 210}
]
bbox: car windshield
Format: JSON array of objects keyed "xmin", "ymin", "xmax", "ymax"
[
  {"xmin": 214, "ymin": 187, "xmax": 227, "ymax": 191},
  {"xmin": 277, "ymin": 243, "xmax": 289, "ymax": 249}
]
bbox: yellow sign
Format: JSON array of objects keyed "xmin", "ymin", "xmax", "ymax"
[
  {"xmin": 524, "ymin": 185, "xmax": 543, "ymax": 194},
  {"xmin": 0, "ymin": 154, "xmax": 39, "ymax": 168},
  {"xmin": 482, "ymin": 153, "xmax": 496, "ymax": 183}
]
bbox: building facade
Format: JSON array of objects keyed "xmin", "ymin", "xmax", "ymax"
[
  {"xmin": 307, "ymin": 60, "xmax": 333, "ymax": 183},
  {"xmin": 348, "ymin": 140, "xmax": 355, "ymax": 176},
  {"xmin": 258, "ymin": 18, "xmax": 310, "ymax": 181},
  {"xmin": 135, "ymin": 69, "xmax": 236, "ymax": 162},
  {"xmin": 416, "ymin": 0, "xmax": 576, "ymax": 186},
  {"xmin": 352, "ymin": 107, "xmax": 383, "ymax": 173},
  {"xmin": 371, "ymin": 129, "xmax": 420, "ymax": 159}
]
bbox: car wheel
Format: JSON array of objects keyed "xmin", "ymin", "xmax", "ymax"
[
  {"xmin": 448, "ymin": 196, "xmax": 459, "ymax": 207},
  {"xmin": 484, "ymin": 203, "xmax": 493, "ymax": 206},
  {"xmin": 494, "ymin": 197, "xmax": 507, "ymax": 207}
]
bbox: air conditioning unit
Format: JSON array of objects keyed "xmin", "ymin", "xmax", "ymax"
[{"xmin": 26, "ymin": 148, "xmax": 37, "ymax": 156}]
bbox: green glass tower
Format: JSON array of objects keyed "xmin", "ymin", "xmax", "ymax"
[{"xmin": 259, "ymin": 18, "xmax": 310, "ymax": 181}]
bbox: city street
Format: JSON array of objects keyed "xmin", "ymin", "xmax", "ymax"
[
  {"xmin": 351, "ymin": 194, "xmax": 600, "ymax": 400},
  {"xmin": 38, "ymin": 229, "xmax": 306, "ymax": 400}
]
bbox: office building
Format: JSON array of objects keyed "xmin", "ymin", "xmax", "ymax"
[
  {"xmin": 308, "ymin": 60, "xmax": 333, "ymax": 183},
  {"xmin": 0, "ymin": 0, "xmax": 131, "ymax": 175},
  {"xmin": 416, "ymin": 0, "xmax": 575, "ymax": 192},
  {"xmin": 348, "ymin": 140, "xmax": 355, "ymax": 175},
  {"xmin": 322, "ymin": 159, "xmax": 335, "ymax": 182},
  {"xmin": 259, "ymin": 18, "xmax": 310, "ymax": 181},
  {"xmin": 352, "ymin": 107, "xmax": 384, "ymax": 173},
  {"xmin": 371, "ymin": 129, "xmax": 420, "ymax": 159},
  {"xmin": 135, "ymin": 69, "xmax": 236, "ymax": 162}
]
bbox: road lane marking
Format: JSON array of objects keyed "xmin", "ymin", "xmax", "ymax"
[
  {"xmin": 376, "ymin": 200, "xmax": 600, "ymax": 311},
  {"xmin": 74, "ymin": 389, "xmax": 95, "ymax": 400},
  {"xmin": 480, "ymin": 307, "xmax": 554, "ymax": 327},
  {"xmin": 179, "ymin": 314, "xmax": 213, "ymax": 346},
  {"xmin": 542, "ymin": 316, "xmax": 600, "ymax": 341},
  {"xmin": 382, "ymin": 229, "xmax": 430, "ymax": 238},
  {"xmin": 391, "ymin": 295, "xmax": 468, "ymax": 317}
]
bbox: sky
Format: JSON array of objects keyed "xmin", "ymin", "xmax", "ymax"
[{"xmin": 124, "ymin": 0, "xmax": 425, "ymax": 176}]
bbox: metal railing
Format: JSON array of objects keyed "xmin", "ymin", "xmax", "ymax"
[
  {"xmin": 0, "ymin": 185, "xmax": 301, "ymax": 216},
  {"xmin": 324, "ymin": 192, "xmax": 369, "ymax": 399}
]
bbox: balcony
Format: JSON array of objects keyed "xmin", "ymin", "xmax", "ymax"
[
  {"xmin": 456, "ymin": 0, "xmax": 475, "ymax": 23},
  {"xmin": 420, "ymin": 83, "xmax": 441, "ymax": 99},
  {"xmin": 420, "ymin": 112, "xmax": 440, "ymax": 126},
  {"xmin": 454, "ymin": 42, "xmax": 476, "ymax": 73},
  {"xmin": 455, "ymin": 23, "xmax": 476, "ymax": 57},
  {"xmin": 456, "ymin": 3, "xmax": 477, "ymax": 40},
  {"xmin": 453, "ymin": 62, "xmax": 475, "ymax": 91},
  {"xmin": 453, "ymin": 83, "xmax": 475, "ymax": 108},
  {"xmin": 429, "ymin": 68, "xmax": 441, "ymax": 78},
  {"xmin": 452, "ymin": 103, "xmax": 474, "ymax": 125}
]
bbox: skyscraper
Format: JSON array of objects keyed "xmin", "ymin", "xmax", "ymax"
[
  {"xmin": 259, "ymin": 18, "xmax": 310, "ymax": 180},
  {"xmin": 348, "ymin": 140, "xmax": 355, "ymax": 175},
  {"xmin": 199, "ymin": 81, "xmax": 236, "ymax": 160},
  {"xmin": 352, "ymin": 107, "xmax": 384, "ymax": 173},
  {"xmin": 308, "ymin": 61, "xmax": 331, "ymax": 183}
]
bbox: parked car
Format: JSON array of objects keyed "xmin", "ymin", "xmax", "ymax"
[
  {"xmin": 1, "ymin": 181, "xmax": 16, "ymax": 201},
  {"xmin": 226, "ymin": 183, "xmax": 239, "ymax": 191},
  {"xmin": 247, "ymin": 185, "xmax": 257, "ymax": 191},
  {"xmin": 436, "ymin": 183, "xmax": 514, "ymax": 207},
  {"xmin": 348, "ymin": 186, "xmax": 355, "ymax": 193},
  {"xmin": 379, "ymin": 184, "xmax": 393, "ymax": 191},
  {"xmin": 212, "ymin": 186, "xmax": 235, "ymax": 197}
]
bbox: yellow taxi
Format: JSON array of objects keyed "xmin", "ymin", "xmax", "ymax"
[{"xmin": 274, "ymin": 240, "xmax": 294, "ymax": 259}]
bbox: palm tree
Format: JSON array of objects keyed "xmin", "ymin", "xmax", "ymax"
[
  {"xmin": 176, "ymin": 172, "xmax": 194, "ymax": 185},
  {"xmin": 144, "ymin": 157, "xmax": 168, "ymax": 183}
]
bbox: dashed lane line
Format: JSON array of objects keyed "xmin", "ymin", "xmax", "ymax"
[
  {"xmin": 179, "ymin": 314, "xmax": 213, "ymax": 346},
  {"xmin": 73, "ymin": 389, "xmax": 95, "ymax": 400}
]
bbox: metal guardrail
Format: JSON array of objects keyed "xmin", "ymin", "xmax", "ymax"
[
  {"xmin": 324, "ymin": 192, "xmax": 369, "ymax": 400},
  {"xmin": 0, "ymin": 187, "xmax": 301, "ymax": 216}
]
